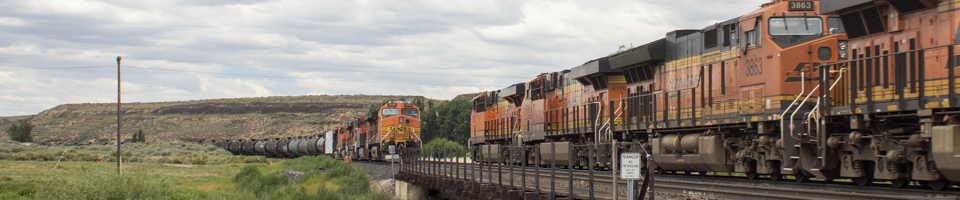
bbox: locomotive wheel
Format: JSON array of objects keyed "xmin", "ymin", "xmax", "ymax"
[
  {"xmin": 770, "ymin": 171, "xmax": 782, "ymax": 181},
  {"xmin": 890, "ymin": 178, "xmax": 909, "ymax": 188},
  {"xmin": 768, "ymin": 162, "xmax": 782, "ymax": 181},
  {"xmin": 853, "ymin": 176, "xmax": 873, "ymax": 186},
  {"xmin": 921, "ymin": 179, "xmax": 952, "ymax": 191},
  {"xmin": 770, "ymin": 174, "xmax": 782, "ymax": 181},
  {"xmin": 746, "ymin": 164, "xmax": 758, "ymax": 180},
  {"xmin": 746, "ymin": 171, "xmax": 758, "ymax": 180},
  {"xmin": 794, "ymin": 172, "xmax": 810, "ymax": 183}
]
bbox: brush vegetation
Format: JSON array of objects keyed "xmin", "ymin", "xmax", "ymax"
[
  {"xmin": 0, "ymin": 138, "xmax": 264, "ymax": 165},
  {"xmin": 0, "ymin": 156, "xmax": 389, "ymax": 199}
]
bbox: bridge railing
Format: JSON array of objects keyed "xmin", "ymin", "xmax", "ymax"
[{"xmin": 398, "ymin": 140, "xmax": 645, "ymax": 200}]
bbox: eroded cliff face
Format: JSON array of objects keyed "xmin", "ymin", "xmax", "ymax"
[{"xmin": 14, "ymin": 94, "xmax": 430, "ymax": 144}]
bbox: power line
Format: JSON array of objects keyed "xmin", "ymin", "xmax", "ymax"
[
  {"xmin": 125, "ymin": 66, "xmax": 504, "ymax": 87},
  {"xmin": 0, "ymin": 54, "xmax": 530, "ymax": 78},
  {"xmin": 0, "ymin": 66, "xmax": 113, "ymax": 70},
  {"xmin": 249, "ymin": 64, "xmax": 530, "ymax": 78}
]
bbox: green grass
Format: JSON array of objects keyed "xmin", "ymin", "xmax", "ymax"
[
  {"xmin": 0, "ymin": 138, "xmax": 264, "ymax": 165},
  {"xmin": 0, "ymin": 155, "xmax": 392, "ymax": 200}
]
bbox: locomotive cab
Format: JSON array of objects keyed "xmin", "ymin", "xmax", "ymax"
[{"xmin": 379, "ymin": 101, "xmax": 422, "ymax": 151}]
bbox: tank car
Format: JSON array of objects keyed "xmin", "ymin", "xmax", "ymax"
[
  {"xmin": 297, "ymin": 136, "xmax": 310, "ymax": 156},
  {"xmin": 241, "ymin": 139, "xmax": 257, "ymax": 155},
  {"xmin": 289, "ymin": 137, "xmax": 302, "ymax": 157},
  {"xmin": 265, "ymin": 138, "xmax": 279, "ymax": 157},
  {"xmin": 277, "ymin": 137, "xmax": 291, "ymax": 158},
  {"xmin": 254, "ymin": 139, "xmax": 267, "ymax": 156},
  {"xmin": 305, "ymin": 136, "xmax": 319, "ymax": 156}
]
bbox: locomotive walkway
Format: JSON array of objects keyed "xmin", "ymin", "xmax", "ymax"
[{"xmin": 394, "ymin": 147, "xmax": 960, "ymax": 200}]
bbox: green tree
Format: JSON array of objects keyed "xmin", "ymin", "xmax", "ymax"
[
  {"xmin": 420, "ymin": 99, "xmax": 471, "ymax": 145},
  {"xmin": 412, "ymin": 96, "xmax": 426, "ymax": 111},
  {"xmin": 607, "ymin": 43, "xmax": 634, "ymax": 56},
  {"xmin": 132, "ymin": 129, "xmax": 145, "ymax": 143},
  {"xmin": 7, "ymin": 119, "xmax": 34, "ymax": 142}
]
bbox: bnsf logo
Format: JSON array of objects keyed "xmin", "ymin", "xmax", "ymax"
[
  {"xmin": 784, "ymin": 62, "xmax": 823, "ymax": 82},
  {"xmin": 745, "ymin": 58, "xmax": 762, "ymax": 77}
]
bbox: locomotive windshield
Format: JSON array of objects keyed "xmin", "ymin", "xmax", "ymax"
[
  {"xmin": 402, "ymin": 109, "xmax": 419, "ymax": 119},
  {"xmin": 768, "ymin": 17, "xmax": 822, "ymax": 36},
  {"xmin": 382, "ymin": 108, "xmax": 399, "ymax": 118}
]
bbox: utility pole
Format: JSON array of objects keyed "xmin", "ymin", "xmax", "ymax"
[{"xmin": 116, "ymin": 56, "xmax": 122, "ymax": 175}]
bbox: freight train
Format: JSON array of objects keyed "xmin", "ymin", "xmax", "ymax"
[
  {"xmin": 214, "ymin": 101, "xmax": 422, "ymax": 162},
  {"xmin": 470, "ymin": 0, "xmax": 960, "ymax": 190}
]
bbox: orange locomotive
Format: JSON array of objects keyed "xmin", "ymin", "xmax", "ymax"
[
  {"xmin": 812, "ymin": 0, "xmax": 960, "ymax": 189},
  {"xmin": 471, "ymin": 0, "xmax": 957, "ymax": 190},
  {"xmin": 473, "ymin": 0, "xmax": 847, "ymax": 171},
  {"xmin": 339, "ymin": 101, "xmax": 422, "ymax": 161}
]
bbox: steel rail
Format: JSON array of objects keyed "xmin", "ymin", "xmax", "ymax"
[{"xmin": 408, "ymin": 160, "xmax": 959, "ymax": 200}]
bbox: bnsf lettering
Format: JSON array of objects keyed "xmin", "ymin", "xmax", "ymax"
[
  {"xmin": 745, "ymin": 58, "xmax": 763, "ymax": 77},
  {"xmin": 668, "ymin": 74, "xmax": 701, "ymax": 91}
]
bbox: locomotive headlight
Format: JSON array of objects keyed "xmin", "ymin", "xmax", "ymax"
[{"xmin": 837, "ymin": 41, "xmax": 848, "ymax": 59}]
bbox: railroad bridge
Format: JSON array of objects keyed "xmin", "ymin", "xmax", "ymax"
[
  {"xmin": 392, "ymin": 143, "xmax": 960, "ymax": 200},
  {"xmin": 395, "ymin": 143, "xmax": 649, "ymax": 200}
]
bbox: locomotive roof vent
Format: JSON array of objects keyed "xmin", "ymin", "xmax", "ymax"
[
  {"xmin": 499, "ymin": 83, "xmax": 525, "ymax": 106},
  {"xmin": 609, "ymin": 38, "xmax": 666, "ymax": 70},
  {"xmin": 570, "ymin": 57, "xmax": 617, "ymax": 87}
]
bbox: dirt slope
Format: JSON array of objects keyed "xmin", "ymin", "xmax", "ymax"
[{"xmin": 8, "ymin": 95, "xmax": 431, "ymax": 144}]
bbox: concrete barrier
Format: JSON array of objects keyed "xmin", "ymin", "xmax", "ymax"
[{"xmin": 395, "ymin": 180, "xmax": 427, "ymax": 200}]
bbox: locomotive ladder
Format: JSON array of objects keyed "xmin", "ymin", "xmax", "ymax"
[{"xmin": 783, "ymin": 65, "xmax": 847, "ymax": 179}]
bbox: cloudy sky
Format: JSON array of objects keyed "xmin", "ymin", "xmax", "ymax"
[{"xmin": 0, "ymin": 0, "xmax": 769, "ymax": 116}]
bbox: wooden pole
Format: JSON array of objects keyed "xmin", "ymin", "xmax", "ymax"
[{"xmin": 116, "ymin": 56, "xmax": 122, "ymax": 175}]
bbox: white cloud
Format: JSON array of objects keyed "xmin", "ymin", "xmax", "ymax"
[{"xmin": 0, "ymin": 0, "xmax": 770, "ymax": 115}]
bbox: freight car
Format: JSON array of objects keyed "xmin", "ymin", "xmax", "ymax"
[
  {"xmin": 217, "ymin": 102, "xmax": 422, "ymax": 163},
  {"xmin": 470, "ymin": 0, "xmax": 959, "ymax": 190}
]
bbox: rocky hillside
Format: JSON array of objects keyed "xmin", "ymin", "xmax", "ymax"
[{"xmin": 4, "ymin": 95, "xmax": 438, "ymax": 145}]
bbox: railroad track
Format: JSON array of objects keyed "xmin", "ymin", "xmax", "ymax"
[{"xmin": 406, "ymin": 160, "xmax": 960, "ymax": 200}]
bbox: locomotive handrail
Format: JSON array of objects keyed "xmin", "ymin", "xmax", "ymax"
[
  {"xmin": 378, "ymin": 128, "xmax": 392, "ymax": 149},
  {"xmin": 820, "ymin": 44, "xmax": 953, "ymax": 66},
  {"xmin": 591, "ymin": 101, "xmax": 603, "ymax": 143},
  {"xmin": 597, "ymin": 99, "xmax": 625, "ymax": 143},
  {"xmin": 790, "ymin": 84, "xmax": 821, "ymax": 140},
  {"xmin": 781, "ymin": 71, "xmax": 807, "ymax": 142},
  {"xmin": 513, "ymin": 114, "xmax": 523, "ymax": 141},
  {"xmin": 805, "ymin": 67, "xmax": 846, "ymax": 139},
  {"xmin": 411, "ymin": 127, "xmax": 423, "ymax": 149}
]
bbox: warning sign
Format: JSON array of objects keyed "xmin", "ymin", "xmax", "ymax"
[{"xmin": 620, "ymin": 153, "xmax": 642, "ymax": 180}]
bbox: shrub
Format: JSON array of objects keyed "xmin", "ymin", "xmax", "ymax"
[
  {"xmin": 232, "ymin": 165, "xmax": 288, "ymax": 197},
  {"xmin": 35, "ymin": 173, "xmax": 204, "ymax": 200},
  {"xmin": 6, "ymin": 119, "xmax": 33, "ymax": 143},
  {"xmin": 423, "ymin": 138, "xmax": 466, "ymax": 158}
]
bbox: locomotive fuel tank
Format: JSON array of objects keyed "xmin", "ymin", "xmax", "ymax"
[{"xmin": 652, "ymin": 133, "xmax": 732, "ymax": 172}]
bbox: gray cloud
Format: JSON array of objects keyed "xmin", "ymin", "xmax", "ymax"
[{"xmin": 0, "ymin": 0, "xmax": 769, "ymax": 116}]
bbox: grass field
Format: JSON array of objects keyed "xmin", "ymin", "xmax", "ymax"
[{"xmin": 0, "ymin": 156, "xmax": 391, "ymax": 200}]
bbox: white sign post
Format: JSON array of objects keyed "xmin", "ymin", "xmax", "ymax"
[
  {"xmin": 621, "ymin": 153, "xmax": 642, "ymax": 179},
  {"xmin": 621, "ymin": 152, "xmax": 642, "ymax": 199}
]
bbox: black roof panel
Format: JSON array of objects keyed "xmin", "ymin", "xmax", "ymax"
[
  {"xmin": 609, "ymin": 38, "xmax": 666, "ymax": 69},
  {"xmin": 569, "ymin": 57, "xmax": 616, "ymax": 79}
]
